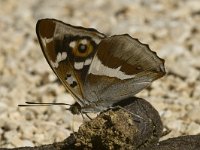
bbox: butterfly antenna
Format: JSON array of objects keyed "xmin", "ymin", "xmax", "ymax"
[
  {"xmin": 80, "ymin": 112, "xmax": 85, "ymax": 120},
  {"xmin": 84, "ymin": 113, "xmax": 92, "ymax": 120},
  {"xmin": 18, "ymin": 102, "xmax": 71, "ymax": 107}
]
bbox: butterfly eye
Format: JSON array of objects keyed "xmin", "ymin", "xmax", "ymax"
[{"xmin": 71, "ymin": 39, "xmax": 93, "ymax": 58}]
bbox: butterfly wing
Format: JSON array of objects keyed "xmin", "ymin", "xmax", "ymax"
[
  {"xmin": 36, "ymin": 19, "xmax": 106, "ymax": 106},
  {"xmin": 82, "ymin": 34, "xmax": 165, "ymax": 112}
]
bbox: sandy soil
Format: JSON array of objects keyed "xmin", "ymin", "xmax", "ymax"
[{"xmin": 0, "ymin": 0, "xmax": 200, "ymax": 148}]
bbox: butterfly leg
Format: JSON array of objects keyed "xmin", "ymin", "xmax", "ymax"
[
  {"xmin": 84, "ymin": 113, "xmax": 92, "ymax": 120},
  {"xmin": 161, "ymin": 125, "xmax": 171, "ymax": 137},
  {"xmin": 79, "ymin": 112, "xmax": 92, "ymax": 121}
]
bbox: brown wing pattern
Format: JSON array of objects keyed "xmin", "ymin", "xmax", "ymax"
[
  {"xmin": 82, "ymin": 35, "xmax": 165, "ymax": 112},
  {"xmin": 36, "ymin": 19, "xmax": 105, "ymax": 106}
]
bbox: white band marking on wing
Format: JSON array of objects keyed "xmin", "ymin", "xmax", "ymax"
[
  {"xmin": 51, "ymin": 52, "xmax": 67, "ymax": 68},
  {"xmin": 89, "ymin": 56, "xmax": 135, "ymax": 80},
  {"xmin": 74, "ymin": 62, "xmax": 84, "ymax": 70}
]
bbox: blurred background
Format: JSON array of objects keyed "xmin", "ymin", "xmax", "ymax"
[{"xmin": 0, "ymin": 0, "xmax": 200, "ymax": 148}]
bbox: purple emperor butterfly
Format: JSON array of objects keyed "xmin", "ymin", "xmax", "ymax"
[{"xmin": 33, "ymin": 18, "xmax": 165, "ymax": 114}]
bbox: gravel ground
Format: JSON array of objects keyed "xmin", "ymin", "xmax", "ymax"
[{"xmin": 0, "ymin": 0, "xmax": 200, "ymax": 148}]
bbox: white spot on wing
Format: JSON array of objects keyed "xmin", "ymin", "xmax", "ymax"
[
  {"xmin": 81, "ymin": 39, "xmax": 88, "ymax": 45},
  {"xmin": 66, "ymin": 76, "xmax": 74, "ymax": 85},
  {"xmin": 65, "ymin": 74, "xmax": 77, "ymax": 87},
  {"xmin": 69, "ymin": 41, "xmax": 76, "ymax": 48},
  {"xmin": 45, "ymin": 37, "xmax": 53, "ymax": 43},
  {"xmin": 88, "ymin": 56, "xmax": 135, "ymax": 80},
  {"xmin": 51, "ymin": 52, "xmax": 67, "ymax": 68},
  {"xmin": 61, "ymin": 52, "xmax": 67, "ymax": 60},
  {"xmin": 57, "ymin": 52, "xmax": 62, "ymax": 62},
  {"xmin": 74, "ymin": 62, "xmax": 84, "ymax": 70},
  {"xmin": 84, "ymin": 58, "xmax": 92, "ymax": 66},
  {"xmin": 50, "ymin": 60, "xmax": 58, "ymax": 68}
]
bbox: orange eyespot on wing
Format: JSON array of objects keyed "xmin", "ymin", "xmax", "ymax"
[
  {"xmin": 69, "ymin": 39, "xmax": 94, "ymax": 58},
  {"xmin": 36, "ymin": 18, "xmax": 106, "ymax": 107}
]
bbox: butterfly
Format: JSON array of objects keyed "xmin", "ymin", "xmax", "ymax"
[{"xmin": 32, "ymin": 18, "xmax": 165, "ymax": 114}]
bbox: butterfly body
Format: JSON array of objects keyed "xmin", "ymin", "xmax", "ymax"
[{"xmin": 36, "ymin": 19, "xmax": 165, "ymax": 114}]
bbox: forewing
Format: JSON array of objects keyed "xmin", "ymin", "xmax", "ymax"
[{"xmin": 36, "ymin": 19, "xmax": 106, "ymax": 106}]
